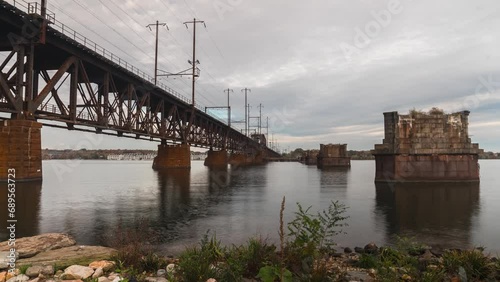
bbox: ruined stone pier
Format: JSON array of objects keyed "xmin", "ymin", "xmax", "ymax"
[
  {"xmin": 204, "ymin": 149, "xmax": 228, "ymax": 167},
  {"xmin": 372, "ymin": 109, "xmax": 482, "ymax": 182},
  {"xmin": 228, "ymin": 150, "xmax": 267, "ymax": 166},
  {"xmin": 0, "ymin": 120, "xmax": 43, "ymax": 182},
  {"xmin": 152, "ymin": 143, "xmax": 191, "ymax": 169},
  {"xmin": 302, "ymin": 150, "xmax": 319, "ymax": 165},
  {"xmin": 317, "ymin": 144, "xmax": 351, "ymax": 168}
]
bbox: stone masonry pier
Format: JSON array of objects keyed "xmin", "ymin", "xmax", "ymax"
[
  {"xmin": 152, "ymin": 143, "xmax": 191, "ymax": 169},
  {"xmin": 372, "ymin": 109, "xmax": 482, "ymax": 182},
  {"xmin": 0, "ymin": 120, "xmax": 42, "ymax": 182},
  {"xmin": 317, "ymin": 144, "xmax": 351, "ymax": 168}
]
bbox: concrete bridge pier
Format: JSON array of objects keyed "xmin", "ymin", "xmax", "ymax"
[
  {"xmin": 152, "ymin": 143, "xmax": 191, "ymax": 169},
  {"xmin": 0, "ymin": 120, "xmax": 43, "ymax": 182},
  {"xmin": 204, "ymin": 149, "xmax": 228, "ymax": 167}
]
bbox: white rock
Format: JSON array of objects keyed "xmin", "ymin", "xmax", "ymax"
[
  {"xmin": 89, "ymin": 260, "xmax": 115, "ymax": 272},
  {"xmin": 156, "ymin": 269, "xmax": 166, "ymax": 277},
  {"xmin": 166, "ymin": 263, "xmax": 176, "ymax": 273},
  {"xmin": 97, "ymin": 277, "xmax": 111, "ymax": 282},
  {"xmin": 112, "ymin": 276, "xmax": 122, "ymax": 282},
  {"xmin": 6, "ymin": 274, "xmax": 29, "ymax": 282},
  {"xmin": 25, "ymin": 265, "xmax": 54, "ymax": 278},
  {"xmin": 0, "ymin": 252, "xmax": 19, "ymax": 270},
  {"xmin": 63, "ymin": 265, "xmax": 95, "ymax": 280},
  {"xmin": 92, "ymin": 267, "xmax": 104, "ymax": 279},
  {"xmin": 107, "ymin": 274, "xmax": 118, "ymax": 281},
  {"xmin": 0, "ymin": 234, "xmax": 76, "ymax": 259},
  {"xmin": 145, "ymin": 277, "xmax": 168, "ymax": 282}
]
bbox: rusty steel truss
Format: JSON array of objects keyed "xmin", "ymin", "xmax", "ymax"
[{"xmin": 0, "ymin": 1, "xmax": 279, "ymax": 156}]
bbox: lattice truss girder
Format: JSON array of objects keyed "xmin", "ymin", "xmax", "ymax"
[{"xmin": 0, "ymin": 45, "xmax": 250, "ymax": 150}]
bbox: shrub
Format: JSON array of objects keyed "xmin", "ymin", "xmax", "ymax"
[
  {"xmin": 177, "ymin": 231, "xmax": 227, "ymax": 281},
  {"xmin": 287, "ymin": 201, "xmax": 348, "ymax": 252},
  {"xmin": 420, "ymin": 266, "xmax": 446, "ymax": 282},
  {"xmin": 284, "ymin": 200, "xmax": 348, "ymax": 280},
  {"xmin": 443, "ymin": 250, "xmax": 462, "ymax": 274},
  {"xmin": 106, "ymin": 218, "xmax": 160, "ymax": 269},
  {"xmin": 358, "ymin": 254, "xmax": 378, "ymax": 269},
  {"xmin": 428, "ymin": 107, "xmax": 444, "ymax": 115},
  {"xmin": 443, "ymin": 248, "xmax": 496, "ymax": 280},
  {"xmin": 460, "ymin": 249, "xmax": 495, "ymax": 280},
  {"xmin": 395, "ymin": 236, "xmax": 427, "ymax": 256},
  {"xmin": 237, "ymin": 237, "xmax": 278, "ymax": 277}
]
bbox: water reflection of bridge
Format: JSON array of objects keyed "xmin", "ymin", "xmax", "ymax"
[
  {"xmin": 0, "ymin": 181, "xmax": 42, "ymax": 240},
  {"xmin": 375, "ymin": 182, "xmax": 480, "ymax": 250}
]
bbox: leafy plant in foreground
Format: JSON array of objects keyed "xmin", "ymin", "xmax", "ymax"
[
  {"xmin": 257, "ymin": 265, "xmax": 292, "ymax": 282},
  {"xmin": 284, "ymin": 200, "xmax": 349, "ymax": 279},
  {"xmin": 287, "ymin": 200, "xmax": 348, "ymax": 251}
]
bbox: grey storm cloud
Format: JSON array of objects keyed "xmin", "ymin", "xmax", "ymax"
[{"xmin": 3, "ymin": 0, "xmax": 499, "ymax": 151}]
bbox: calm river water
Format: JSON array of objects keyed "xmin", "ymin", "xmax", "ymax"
[{"xmin": 1, "ymin": 160, "xmax": 499, "ymax": 254}]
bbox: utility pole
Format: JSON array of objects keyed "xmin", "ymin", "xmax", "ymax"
[
  {"xmin": 40, "ymin": 0, "xmax": 47, "ymax": 44},
  {"xmin": 184, "ymin": 18, "xmax": 206, "ymax": 107},
  {"xmin": 147, "ymin": 21, "xmax": 168, "ymax": 85},
  {"xmin": 247, "ymin": 103, "xmax": 251, "ymax": 136},
  {"xmin": 272, "ymin": 133, "xmax": 275, "ymax": 150},
  {"xmin": 224, "ymin": 88, "xmax": 233, "ymax": 127},
  {"xmin": 241, "ymin": 88, "xmax": 251, "ymax": 136},
  {"xmin": 266, "ymin": 116, "xmax": 269, "ymax": 146},
  {"xmin": 258, "ymin": 103, "xmax": 264, "ymax": 134}
]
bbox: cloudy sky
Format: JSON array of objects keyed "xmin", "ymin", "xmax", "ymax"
[{"xmin": 6, "ymin": 0, "xmax": 500, "ymax": 151}]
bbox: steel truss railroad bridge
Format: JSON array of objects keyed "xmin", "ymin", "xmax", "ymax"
[{"xmin": 0, "ymin": 1, "xmax": 280, "ymax": 181}]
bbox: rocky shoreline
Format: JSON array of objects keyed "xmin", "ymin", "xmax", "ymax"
[{"xmin": 1, "ymin": 233, "xmax": 499, "ymax": 282}]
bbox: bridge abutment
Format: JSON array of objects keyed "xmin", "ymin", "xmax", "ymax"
[
  {"xmin": 204, "ymin": 150, "xmax": 228, "ymax": 167},
  {"xmin": 152, "ymin": 143, "xmax": 191, "ymax": 169},
  {"xmin": 0, "ymin": 120, "xmax": 43, "ymax": 182}
]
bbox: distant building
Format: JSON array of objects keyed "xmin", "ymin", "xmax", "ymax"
[
  {"xmin": 107, "ymin": 153, "xmax": 155, "ymax": 160},
  {"xmin": 191, "ymin": 151, "xmax": 207, "ymax": 161}
]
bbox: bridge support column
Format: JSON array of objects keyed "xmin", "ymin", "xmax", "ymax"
[
  {"xmin": 229, "ymin": 150, "xmax": 267, "ymax": 166},
  {"xmin": 204, "ymin": 149, "xmax": 228, "ymax": 167},
  {"xmin": 229, "ymin": 152, "xmax": 249, "ymax": 165},
  {"xmin": 152, "ymin": 143, "xmax": 191, "ymax": 169},
  {"xmin": 253, "ymin": 150, "xmax": 267, "ymax": 165},
  {"xmin": 0, "ymin": 120, "xmax": 43, "ymax": 182}
]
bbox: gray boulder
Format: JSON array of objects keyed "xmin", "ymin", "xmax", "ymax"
[{"xmin": 0, "ymin": 234, "xmax": 76, "ymax": 259}]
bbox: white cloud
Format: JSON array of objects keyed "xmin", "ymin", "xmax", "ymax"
[{"xmin": 3, "ymin": 0, "xmax": 499, "ymax": 151}]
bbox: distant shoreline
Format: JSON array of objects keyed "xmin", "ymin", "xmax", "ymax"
[{"xmin": 42, "ymin": 148, "xmax": 500, "ymax": 160}]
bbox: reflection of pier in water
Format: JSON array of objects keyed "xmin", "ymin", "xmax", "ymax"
[
  {"xmin": 375, "ymin": 182, "xmax": 480, "ymax": 249},
  {"xmin": 156, "ymin": 169, "xmax": 191, "ymax": 221},
  {"xmin": 319, "ymin": 167, "xmax": 351, "ymax": 196},
  {"xmin": 0, "ymin": 182, "xmax": 42, "ymax": 240}
]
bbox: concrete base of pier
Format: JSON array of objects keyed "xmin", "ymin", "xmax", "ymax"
[
  {"xmin": 152, "ymin": 143, "xmax": 191, "ymax": 169},
  {"xmin": 317, "ymin": 157, "xmax": 351, "ymax": 169},
  {"xmin": 374, "ymin": 154, "xmax": 480, "ymax": 182},
  {"xmin": 0, "ymin": 120, "xmax": 43, "ymax": 182},
  {"xmin": 204, "ymin": 149, "xmax": 228, "ymax": 167},
  {"xmin": 229, "ymin": 150, "xmax": 267, "ymax": 166}
]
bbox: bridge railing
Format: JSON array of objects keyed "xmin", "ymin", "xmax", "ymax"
[{"xmin": 4, "ymin": 0, "xmax": 201, "ymax": 109}]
